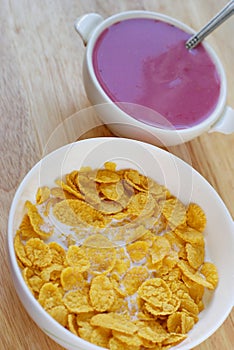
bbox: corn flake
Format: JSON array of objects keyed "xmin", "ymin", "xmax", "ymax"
[
  {"xmin": 19, "ymin": 214, "xmax": 38, "ymax": 240},
  {"xmin": 26, "ymin": 201, "xmax": 53, "ymax": 238},
  {"xmin": 138, "ymin": 278, "xmax": 172, "ymax": 306},
  {"xmin": 95, "ymin": 169, "xmax": 120, "ymax": 183},
  {"xmin": 66, "ymin": 245, "xmax": 90, "ymax": 272},
  {"xmin": 138, "ymin": 321, "xmax": 169, "ymax": 343},
  {"xmin": 112, "ymin": 331, "xmax": 142, "ymax": 347},
  {"xmin": 47, "ymin": 305, "xmax": 68, "ymax": 327},
  {"xmin": 104, "ymin": 161, "xmax": 117, "ymax": 171},
  {"xmin": 14, "ymin": 232, "xmax": 32, "ymax": 267},
  {"xmin": 182, "ymin": 275, "xmax": 204, "ymax": 303},
  {"xmin": 55, "ymin": 179, "xmax": 84, "ymax": 200},
  {"xmin": 162, "ymin": 198, "xmax": 186, "ymax": 228},
  {"xmin": 78, "ymin": 321, "xmax": 94, "ymax": 342},
  {"xmin": 99, "ymin": 182, "xmax": 124, "ymax": 201},
  {"xmin": 38, "ymin": 282, "xmax": 63, "ymax": 310},
  {"xmin": 126, "ymin": 241, "xmax": 149, "ymax": 262},
  {"xmin": 167, "ymin": 311, "xmax": 195, "ymax": 334},
  {"xmin": 36, "ymin": 186, "xmax": 50, "ymax": 204},
  {"xmin": 150, "ymin": 236, "xmax": 171, "ymax": 264},
  {"xmin": 66, "ymin": 170, "xmax": 79, "ymax": 192},
  {"xmin": 124, "ymin": 169, "xmax": 148, "ymax": 192},
  {"xmin": 186, "ymin": 243, "xmax": 204, "ymax": 269},
  {"xmin": 90, "ymin": 275, "xmax": 115, "ymax": 311},
  {"xmin": 48, "ymin": 242, "xmax": 66, "ymax": 265},
  {"xmin": 146, "ymin": 295, "xmax": 180, "ymax": 317},
  {"xmin": 109, "ymin": 337, "xmax": 139, "ymax": 350},
  {"xmin": 201, "ymin": 262, "xmax": 219, "ymax": 289},
  {"xmin": 127, "ymin": 193, "xmax": 155, "ymax": 218},
  {"xmin": 84, "ymin": 246, "xmax": 116, "ymax": 275},
  {"xmin": 67, "ymin": 314, "xmax": 79, "ymax": 335},
  {"xmin": 60, "ymin": 266, "xmax": 87, "ymax": 291},
  {"xmin": 163, "ymin": 333, "xmax": 187, "ymax": 346},
  {"xmin": 91, "ymin": 313, "xmax": 138, "ymax": 334},
  {"xmin": 177, "ymin": 260, "xmax": 213, "ymax": 289},
  {"xmin": 187, "ymin": 203, "xmax": 206, "ymax": 232},
  {"xmin": 122, "ymin": 266, "xmax": 149, "ymax": 296},
  {"xmin": 25, "ymin": 238, "xmax": 52, "ymax": 268},
  {"xmin": 53, "ymin": 199, "xmax": 106, "ymax": 228},
  {"xmin": 91, "ymin": 327, "xmax": 111, "ymax": 348},
  {"xmin": 175, "ymin": 226, "xmax": 204, "ymax": 246},
  {"xmin": 40, "ymin": 264, "xmax": 63, "ymax": 282},
  {"xmin": 63, "ymin": 290, "xmax": 93, "ymax": 313}
]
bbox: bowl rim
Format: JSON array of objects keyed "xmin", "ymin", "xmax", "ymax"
[
  {"xmin": 7, "ymin": 137, "xmax": 234, "ymax": 350},
  {"xmin": 84, "ymin": 10, "xmax": 227, "ymax": 136}
]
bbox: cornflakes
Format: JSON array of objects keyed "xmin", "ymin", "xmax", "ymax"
[
  {"xmin": 25, "ymin": 238, "xmax": 52, "ymax": 268},
  {"xmin": 186, "ymin": 203, "xmax": 206, "ymax": 232},
  {"xmin": 150, "ymin": 236, "xmax": 171, "ymax": 264},
  {"xmin": 124, "ymin": 169, "xmax": 149, "ymax": 192},
  {"xmin": 167, "ymin": 311, "xmax": 195, "ymax": 334},
  {"xmin": 36, "ymin": 186, "xmax": 50, "ymax": 204},
  {"xmin": 90, "ymin": 313, "xmax": 138, "ymax": 334},
  {"xmin": 177, "ymin": 260, "xmax": 214, "ymax": 289},
  {"xmin": 138, "ymin": 321, "xmax": 169, "ymax": 342},
  {"xmin": 122, "ymin": 266, "xmax": 149, "ymax": 296},
  {"xmin": 48, "ymin": 242, "xmax": 66, "ymax": 265},
  {"xmin": 19, "ymin": 214, "xmax": 38, "ymax": 240},
  {"xmin": 186, "ymin": 243, "xmax": 204, "ymax": 269},
  {"xmin": 138, "ymin": 278, "xmax": 172, "ymax": 306},
  {"xmin": 55, "ymin": 179, "xmax": 84, "ymax": 200},
  {"xmin": 40, "ymin": 264, "xmax": 63, "ymax": 282},
  {"xmin": 200, "ymin": 262, "xmax": 219, "ymax": 289},
  {"xmin": 47, "ymin": 305, "xmax": 68, "ymax": 327},
  {"xmin": 104, "ymin": 161, "xmax": 117, "ymax": 171},
  {"xmin": 67, "ymin": 314, "xmax": 79, "ymax": 335},
  {"xmin": 109, "ymin": 337, "xmax": 139, "ymax": 350},
  {"xmin": 60, "ymin": 266, "xmax": 87, "ymax": 291},
  {"xmin": 83, "ymin": 236, "xmax": 116, "ymax": 275},
  {"xmin": 25, "ymin": 201, "xmax": 53, "ymax": 238},
  {"xmin": 162, "ymin": 198, "xmax": 186, "ymax": 228},
  {"xmin": 14, "ymin": 232, "xmax": 32, "ymax": 267},
  {"xmin": 182, "ymin": 275, "xmax": 204, "ymax": 304},
  {"xmin": 14, "ymin": 162, "xmax": 219, "ymax": 350},
  {"xmin": 91, "ymin": 327, "xmax": 111, "ymax": 347},
  {"xmin": 78, "ymin": 322, "xmax": 94, "ymax": 342},
  {"xmin": 99, "ymin": 182, "xmax": 124, "ymax": 201},
  {"xmin": 127, "ymin": 192, "xmax": 155, "ymax": 218},
  {"xmin": 63, "ymin": 290, "xmax": 93, "ymax": 313},
  {"xmin": 112, "ymin": 330, "xmax": 142, "ymax": 347},
  {"xmin": 38, "ymin": 282, "xmax": 63, "ymax": 310},
  {"xmin": 66, "ymin": 170, "xmax": 79, "ymax": 192},
  {"xmin": 175, "ymin": 226, "xmax": 204, "ymax": 246},
  {"xmin": 126, "ymin": 241, "xmax": 149, "ymax": 262},
  {"xmin": 89, "ymin": 275, "xmax": 115, "ymax": 311},
  {"xmin": 53, "ymin": 199, "xmax": 106, "ymax": 227},
  {"xmin": 65, "ymin": 245, "xmax": 90, "ymax": 272},
  {"xmin": 95, "ymin": 169, "xmax": 120, "ymax": 183}
]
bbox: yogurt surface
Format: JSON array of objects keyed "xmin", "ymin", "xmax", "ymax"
[{"xmin": 93, "ymin": 18, "xmax": 221, "ymax": 129}]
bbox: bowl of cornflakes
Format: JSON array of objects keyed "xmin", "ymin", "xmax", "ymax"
[{"xmin": 8, "ymin": 137, "xmax": 234, "ymax": 350}]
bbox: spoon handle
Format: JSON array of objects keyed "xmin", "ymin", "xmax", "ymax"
[{"xmin": 186, "ymin": 0, "xmax": 234, "ymax": 49}]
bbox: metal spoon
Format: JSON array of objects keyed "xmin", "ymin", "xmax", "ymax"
[{"xmin": 186, "ymin": 0, "xmax": 234, "ymax": 49}]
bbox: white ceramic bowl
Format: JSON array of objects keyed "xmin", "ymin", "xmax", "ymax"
[
  {"xmin": 75, "ymin": 11, "xmax": 234, "ymax": 146},
  {"xmin": 8, "ymin": 137, "xmax": 234, "ymax": 350}
]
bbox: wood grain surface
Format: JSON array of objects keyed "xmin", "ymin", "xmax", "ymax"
[{"xmin": 0, "ymin": 0, "xmax": 233, "ymax": 349}]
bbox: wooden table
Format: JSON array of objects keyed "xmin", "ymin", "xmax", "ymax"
[{"xmin": 1, "ymin": 0, "xmax": 233, "ymax": 349}]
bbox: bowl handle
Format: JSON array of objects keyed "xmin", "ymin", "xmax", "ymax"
[
  {"xmin": 209, "ymin": 106, "xmax": 234, "ymax": 134},
  {"xmin": 74, "ymin": 13, "xmax": 104, "ymax": 45}
]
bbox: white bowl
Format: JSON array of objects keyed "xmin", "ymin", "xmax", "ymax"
[
  {"xmin": 75, "ymin": 11, "xmax": 234, "ymax": 146},
  {"xmin": 8, "ymin": 137, "xmax": 234, "ymax": 349}
]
